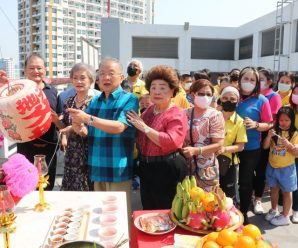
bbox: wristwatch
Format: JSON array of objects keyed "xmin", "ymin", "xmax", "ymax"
[
  {"xmin": 144, "ymin": 126, "xmax": 150, "ymax": 134},
  {"xmin": 87, "ymin": 115, "xmax": 94, "ymax": 126}
]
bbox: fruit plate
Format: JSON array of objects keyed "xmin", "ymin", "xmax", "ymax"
[
  {"xmin": 134, "ymin": 213, "xmax": 177, "ymax": 235},
  {"xmin": 170, "ymin": 209, "xmax": 243, "ymax": 235}
]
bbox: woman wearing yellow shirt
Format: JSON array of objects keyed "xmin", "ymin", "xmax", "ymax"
[
  {"xmin": 263, "ymin": 107, "xmax": 298, "ymax": 226},
  {"xmin": 216, "ymin": 86, "xmax": 247, "ymax": 199},
  {"xmin": 277, "ymin": 71, "xmax": 295, "ymax": 106}
]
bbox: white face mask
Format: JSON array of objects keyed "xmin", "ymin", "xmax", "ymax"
[
  {"xmin": 291, "ymin": 94, "xmax": 298, "ymax": 104},
  {"xmin": 217, "ymin": 79, "xmax": 220, "ymax": 85},
  {"xmin": 241, "ymin": 81, "xmax": 255, "ymax": 93},
  {"xmin": 184, "ymin": 82, "xmax": 192, "ymax": 90},
  {"xmin": 260, "ymin": 80, "xmax": 268, "ymax": 90},
  {"xmin": 194, "ymin": 95, "xmax": 212, "ymax": 109},
  {"xmin": 278, "ymin": 83, "xmax": 291, "ymax": 92}
]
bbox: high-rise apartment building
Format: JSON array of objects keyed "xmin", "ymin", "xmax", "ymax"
[
  {"xmin": 0, "ymin": 58, "xmax": 16, "ymax": 79},
  {"xmin": 18, "ymin": 0, "xmax": 153, "ymax": 78}
]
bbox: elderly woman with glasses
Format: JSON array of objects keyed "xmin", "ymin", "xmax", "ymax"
[
  {"xmin": 182, "ymin": 79, "xmax": 225, "ymax": 191},
  {"xmin": 126, "ymin": 65, "xmax": 188, "ymax": 210}
]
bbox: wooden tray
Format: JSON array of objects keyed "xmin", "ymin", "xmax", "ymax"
[
  {"xmin": 170, "ymin": 209, "xmax": 243, "ymax": 235},
  {"xmin": 41, "ymin": 210, "xmax": 90, "ymax": 248}
]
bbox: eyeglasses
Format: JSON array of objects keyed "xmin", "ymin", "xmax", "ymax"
[
  {"xmin": 99, "ymin": 72, "xmax": 122, "ymax": 78},
  {"xmin": 195, "ymin": 92, "xmax": 213, "ymax": 97}
]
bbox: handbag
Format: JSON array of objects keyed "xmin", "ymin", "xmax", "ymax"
[
  {"xmin": 217, "ymin": 154, "xmax": 234, "ymax": 177},
  {"xmin": 189, "ymin": 108, "xmax": 219, "ymax": 188}
]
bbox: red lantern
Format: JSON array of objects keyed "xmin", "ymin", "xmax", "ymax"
[{"xmin": 0, "ymin": 80, "xmax": 52, "ymax": 143}]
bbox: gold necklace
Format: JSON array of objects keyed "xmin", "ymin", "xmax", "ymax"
[{"xmin": 75, "ymin": 95, "xmax": 88, "ymax": 104}]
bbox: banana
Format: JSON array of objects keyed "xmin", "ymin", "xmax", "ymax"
[
  {"xmin": 176, "ymin": 182, "xmax": 184, "ymax": 197},
  {"xmin": 174, "ymin": 197, "xmax": 183, "ymax": 220},
  {"xmin": 190, "ymin": 175, "xmax": 197, "ymax": 189},
  {"xmin": 182, "ymin": 189, "xmax": 190, "ymax": 204},
  {"xmin": 181, "ymin": 201, "xmax": 190, "ymax": 219},
  {"xmin": 171, "ymin": 194, "xmax": 178, "ymax": 212},
  {"xmin": 182, "ymin": 177, "xmax": 190, "ymax": 193}
]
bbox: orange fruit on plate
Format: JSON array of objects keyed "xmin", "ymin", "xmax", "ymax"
[
  {"xmin": 243, "ymin": 224, "xmax": 262, "ymax": 241},
  {"xmin": 216, "ymin": 229, "xmax": 238, "ymax": 246},
  {"xmin": 202, "ymin": 241, "xmax": 220, "ymax": 248},
  {"xmin": 206, "ymin": 232, "xmax": 219, "ymax": 242},
  {"xmin": 234, "ymin": 235, "xmax": 256, "ymax": 248},
  {"xmin": 256, "ymin": 239, "xmax": 272, "ymax": 248}
]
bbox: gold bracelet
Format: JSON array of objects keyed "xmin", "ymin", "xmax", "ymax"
[{"xmin": 198, "ymin": 147, "xmax": 202, "ymax": 155}]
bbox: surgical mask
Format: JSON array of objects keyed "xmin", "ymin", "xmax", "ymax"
[
  {"xmin": 217, "ymin": 79, "xmax": 220, "ymax": 85},
  {"xmin": 291, "ymin": 94, "xmax": 298, "ymax": 104},
  {"xmin": 278, "ymin": 83, "xmax": 291, "ymax": 92},
  {"xmin": 194, "ymin": 95, "xmax": 212, "ymax": 109},
  {"xmin": 127, "ymin": 65, "xmax": 137, "ymax": 77},
  {"xmin": 241, "ymin": 81, "xmax": 255, "ymax": 93},
  {"xmin": 260, "ymin": 80, "xmax": 268, "ymax": 90},
  {"xmin": 221, "ymin": 101, "xmax": 237, "ymax": 112},
  {"xmin": 184, "ymin": 82, "xmax": 192, "ymax": 90}
]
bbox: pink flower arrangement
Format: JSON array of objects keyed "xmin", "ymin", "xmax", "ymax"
[{"xmin": 1, "ymin": 153, "xmax": 39, "ymax": 200}]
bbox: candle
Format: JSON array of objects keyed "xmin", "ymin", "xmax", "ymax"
[{"xmin": 37, "ymin": 159, "xmax": 42, "ymax": 175}]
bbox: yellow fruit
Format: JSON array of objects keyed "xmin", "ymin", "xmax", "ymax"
[
  {"xmin": 202, "ymin": 241, "xmax": 220, "ymax": 248},
  {"xmin": 243, "ymin": 224, "xmax": 262, "ymax": 241},
  {"xmin": 202, "ymin": 193, "xmax": 216, "ymax": 212},
  {"xmin": 206, "ymin": 232, "xmax": 219, "ymax": 242},
  {"xmin": 216, "ymin": 229, "xmax": 238, "ymax": 246},
  {"xmin": 234, "ymin": 235, "xmax": 256, "ymax": 248},
  {"xmin": 190, "ymin": 186, "xmax": 205, "ymax": 201},
  {"xmin": 256, "ymin": 239, "xmax": 272, "ymax": 248}
]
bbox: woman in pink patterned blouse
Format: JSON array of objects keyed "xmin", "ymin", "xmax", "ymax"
[
  {"xmin": 126, "ymin": 65, "xmax": 188, "ymax": 210},
  {"xmin": 182, "ymin": 79, "xmax": 225, "ymax": 191}
]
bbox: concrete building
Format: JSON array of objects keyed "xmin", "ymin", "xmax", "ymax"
[
  {"xmin": 0, "ymin": 58, "xmax": 16, "ymax": 79},
  {"xmin": 101, "ymin": 1, "xmax": 298, "ymax": 76},
  {"xmin": 18, "ymin": 0, "xmax": 153, "ymax": 78}
]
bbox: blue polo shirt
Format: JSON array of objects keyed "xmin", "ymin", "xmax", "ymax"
[
  {"xmin": 86, "ymin": 86, "xmax": 139, "ymax": 182},
  {"xmin": 236, "ymin": 94, "xmax": 272, "ymax": 150}
]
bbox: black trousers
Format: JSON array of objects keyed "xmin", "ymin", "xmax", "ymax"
[
  {"xmin": 139, "ymin": 154, "xmax": 187, "ymax": 210},
  {"xmin": 220, "ymin": 165, "xmax": 237, "ymax": 199},
  {"xmin": 17, "ymin": 142, "xmax": 58, "ymax": 191},
  {"xmin": 253, "ymin": 148, "xmax": 269, "ymax": 198},
  {"xmin": 238, "ymin": 149, "xmax": 261, "ymax": 214}
]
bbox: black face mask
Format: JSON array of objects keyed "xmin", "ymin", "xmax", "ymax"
[
  {"xmin": 127, "ymin": 65, "xmax": 137, "ymax": 77},
  {"xmin": 230, "ymin": 74, "xmax": 239, "ymax": 82},
  {"xmin": 221, "ymin": 101, "xmax": 237, "ymax": 112}
]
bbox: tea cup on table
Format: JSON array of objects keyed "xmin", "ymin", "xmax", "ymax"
[
  {"xmin": 102, "ymin": 204, "xmax": 118, "ymax": 214},
  {"xmin": 48, "ymin": 234, "xmax": 64, "ymax": 247},
  {"xmin": 102, "ymin": 195, "xmax": 118, "ymax": 205},
  {"xmin": 98, "ymin": 226, "xmax": 118, "ymax": 240},
  {"xmin": 100, "ymin": 214, "xmax": 117, "ymax": 226}
]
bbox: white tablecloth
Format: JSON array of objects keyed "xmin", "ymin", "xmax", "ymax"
[{"xmin": 0, "ymin": 191, "xmax": 129, "ymax": 248}]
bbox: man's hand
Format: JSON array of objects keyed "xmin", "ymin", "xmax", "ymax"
[
  {"xmin": 0, "ymin": 70, "xmax": 9, "ymax": 86},
  {"xmin": 181, "ymin": 146, "xmax": 199, "ymax": 158},
  {"xmin": 67, "ymin": 108, "xmax": 88, "ymax": 125}
]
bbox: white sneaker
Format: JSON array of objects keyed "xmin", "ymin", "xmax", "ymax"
[
  {"xmin": 265, "ymin": 209, "xmax": 279, "ymax": 221},
  {"xmin": 270, "ymin": 215, "xmax": 291, "ymax": 226},
  {"xmin": 292, "ymin": 211, "xmax": 298, "ymax": 223},
  {"xmin": 253, "ymin": 200, "xmax": 264, "ymax": 214}
]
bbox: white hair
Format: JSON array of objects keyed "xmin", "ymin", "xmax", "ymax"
[{"xmin": 128, "ymin": 59, "xmax": 143, "ymax": 74}]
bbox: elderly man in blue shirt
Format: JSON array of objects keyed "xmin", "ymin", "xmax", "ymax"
[{"xmin": 68, "ymin": 58, "xmax": 139, "ymax": 224}]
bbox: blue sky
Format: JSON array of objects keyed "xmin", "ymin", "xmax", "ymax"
[{"xmin": 0, "ymin": 0, "xmax": 278, "ymax": 64}]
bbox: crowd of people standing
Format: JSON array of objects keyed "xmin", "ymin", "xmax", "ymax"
[{"xmin": 0, "ymin": 53, "xmax": 298, "ymax": 228}]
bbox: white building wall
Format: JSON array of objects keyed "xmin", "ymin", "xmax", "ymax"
[
  {"xmin": 0, "ymin": 58, "xmax": 16, "ymax": 79},
  {"xmin": 102, "ymin": 0, "xmax": 298, "ymax": 74}
]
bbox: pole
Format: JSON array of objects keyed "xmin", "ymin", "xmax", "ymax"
[{"xmin": 107, "ymin": 0, "xmax": 110, "ymax": 18}]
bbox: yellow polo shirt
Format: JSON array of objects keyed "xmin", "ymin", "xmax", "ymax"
[
  {"xmin": 172, "ymin": 94, "xmax": 190, "ymax": 109},
  {"xmin": 131, "ymin": 78, "xmax": 148, "ymax": 99},
  {"xmin": 269, "ymin": 131, "xmax": 298, "ymax": 168},
  {"xmin": 223, "ymin": 112, "xmax": 247, "ymax": 164},
  {"xmin": 278, "ymin": 90, "xmax": 292, "ymax": 106}
]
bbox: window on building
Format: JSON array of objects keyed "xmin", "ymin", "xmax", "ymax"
[
  {"xmin": 239, "ymin": 35, "xmax": 253, "ymax": 60},
  {"xmin": 191, "ymin": 39, "xmax": 234, "ymax": 60},
  {"xmin": 296, "ymin": 21, "xmax": 298, "ymax": 52},
  {"xmin": 261, "ymin": 27, "xmax": 284, "ymax": 57},
  {"xmin": 132, "ymin": 37, "xmax": 178, "ymax": 58}
]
